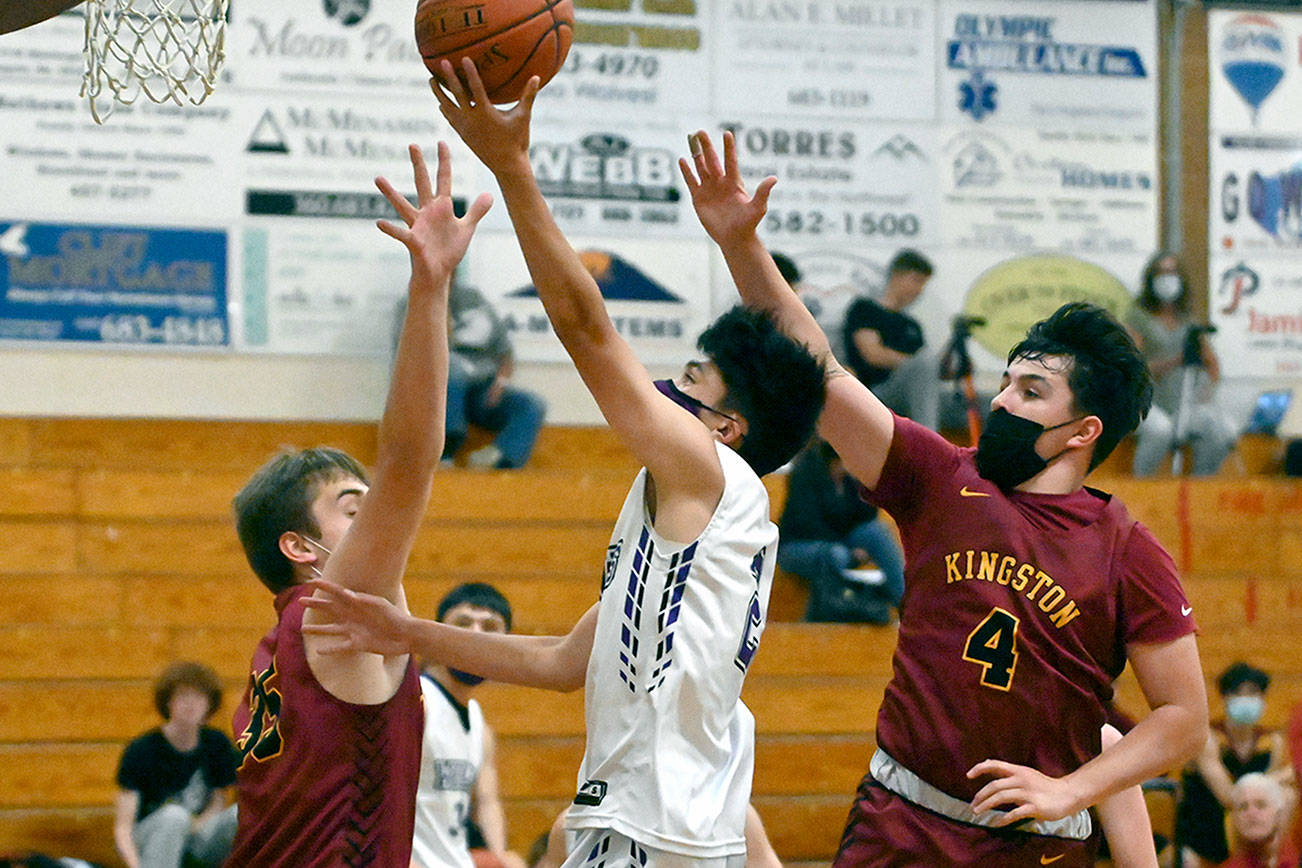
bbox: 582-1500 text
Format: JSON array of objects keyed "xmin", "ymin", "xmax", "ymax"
[{"xmin": 763, "ymin": 210, "xmax": 920, "ymax": 237}]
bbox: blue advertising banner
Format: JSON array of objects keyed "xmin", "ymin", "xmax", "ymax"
[{"xmin": 0, "ymin": 222, "xmax": 228, "ymax": 346}]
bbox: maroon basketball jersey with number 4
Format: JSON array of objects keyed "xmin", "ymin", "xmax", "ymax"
[
  {"xmin": 230, "ymin": 584, "xmax": 424, "ymax": 867},
  {"xmin": 865, "ymin": 417, "xmax": 1195, "ymax": 802}
]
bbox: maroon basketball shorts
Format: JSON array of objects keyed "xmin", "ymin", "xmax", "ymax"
[{"xmin": 832, "ymin": 776, "xmax": 1099, "ymax": 868}]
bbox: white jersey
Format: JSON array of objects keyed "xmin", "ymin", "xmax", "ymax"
[
  {"xmin": 412, "ymin": 674, "xmax": 484, "ymax": 868},
  {"xmin": 568, "ymin": 443, "xmax": 777, "ymax": 858}
]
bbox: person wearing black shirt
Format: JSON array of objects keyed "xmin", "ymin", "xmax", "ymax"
[
  {"xmin": 842, "ymin": 249, "xmax": 939, "ymax": 430},
  {"xmin": 777, "ymin": 439, "xmax": 905, "ymax": 624},
  {"xmin": 114, "ymin": 661, "xmax": 237, "ymax": 868}
]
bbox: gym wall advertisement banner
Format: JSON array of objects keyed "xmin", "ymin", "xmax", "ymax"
[
  {"xmin": 1208, "ymin": 10, "xmax": 1302, "ymax": 377},
  {"xmin": 0, "ymin": 0, "xmax": 1159, "ymax": 369},
  {"xmin": 0, "ymin": 221, "xmax": 229, "ymax": 346}
]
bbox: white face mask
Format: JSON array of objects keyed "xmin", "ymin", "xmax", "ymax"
[
  {"xmin": 1226, "ymin": 694, "xmax": 1265, "ymax": 726},
  {"xmin": 301, "ymin": 535, "xmax": 332, "ymax": 578},
  {"xmin": 1152, "ymin": 273, "xmax": 1183, "ymax": 303}
]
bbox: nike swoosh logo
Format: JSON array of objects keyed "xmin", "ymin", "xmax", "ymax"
[
  {"xmin": 1181, "ymin": 605, "xmax": 1193, "ymax": 616},
  {"xmin": 960, "ymin": 486, "xmax": 991, "ymax": 497},
  {"xmin": 1041, "ymin": 855, "xmax": 1066, "ymax": 865}
]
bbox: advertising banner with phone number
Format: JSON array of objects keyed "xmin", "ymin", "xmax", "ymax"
[{"xmin": 0, "ymin": 221, "xmax": 228, "ymax": 347}]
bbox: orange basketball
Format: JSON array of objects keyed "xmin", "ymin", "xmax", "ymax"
[{"xmin": 415, "ymin": 0, "xmax": 575, "ymax": 104}]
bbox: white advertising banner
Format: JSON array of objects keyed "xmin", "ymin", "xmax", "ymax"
[
  {"xmin": 712, "ymin": 0, "xmax": 936, "ymax": 120},
  {"xmin": 940, "ymin": 126, "xmax": 1156, "ymax": 256},
  {"xmin": 1208, "ymin": 9, "xmax": 1302, "ymax": 378},
  {"xmin": 938, "ymin": 0, "xmax": 1157, "ymax": 133},
  {"xmin": 472, "ymin": 232, "xmax": 712, "ymax": 365}
]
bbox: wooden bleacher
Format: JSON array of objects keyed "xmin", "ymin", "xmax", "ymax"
[{"xmin": 0, "ymin": 417, "xmax": 1298, "ymax": 865}]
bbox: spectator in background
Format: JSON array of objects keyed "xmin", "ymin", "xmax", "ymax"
[
  {"xmin": 1128, "ymin": 252, "xmax": 1235, "ymax": 476},
  {"xmin": 113, "ymin": 661, "xmax": 238, "ymax": 868},
  {"xmin": 1177, "ymin": 662, "xmax": 1294, "ymax": 867},
  {"xmin": 773, "ymin": 251, "xmax": 853, "ymax": 364},
  {"xmin": 413, "ymin": 582, "xmax": 526, "ymax": 868},
  {"xmin": 1218, "ymin": 773, "xmax": 1298, "ymax": 868},
  {"xmin": 841, "ymin": 249, "xmax": 940, "ymax": 431},
  {"xmin": 399, "ymin": 279, "xmax": 546, "ymax": 469},
  {"xmin": 777, "ymin": 438, "xmax": 904, "ymax": 624}
]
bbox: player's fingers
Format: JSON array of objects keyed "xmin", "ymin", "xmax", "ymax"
[
  {"xmin": 517, "ymin": 75, "xmax": 541, "ymax": 114},
  {"xmin": 430, "ymin": 76, "xmax": 457, "ymax": 111},
  {"xmin": 430, "ymin": 141, "xmax": 450, "ymax": 201},
  {"xmin": 987, "ymin": 803, "xmax": 1038, "ymax": 827},
  {"xmin": 462, "ymin": 191, "xmax": 494, "ymax": 227},
  {"xmin": 697, "ymin": 130, "xmax": 724, "ymax": 178},
  {"xmin": 376, "ymin": 175, "xmax": 417, "ymax": 223},
  {"xmin": 375, "ymin": 219, "xmax": 412, "ymax": 244},
  {"xmin": 461, "ymin": 57, "xmax": 491, "ymax": 106},
  {"xmin": 414, "ymin": 143, "xmax": 438, "ymax": 203},
  {"xmin": 966, "ymin": 759, "xmax": 1015, "ymax": 779},
  {"xmin": 677, "ymin": 157, "xmax": 700, "ymax": 193},
  {"xmin": 722, "ymin": 129, "xmax": 741, "ymax": 179},
  {"xmin": 438, "ymin": 59, "xmax": 470, "ymax": 105},
  {"xmin": 752, "ymin": 176, "xmax": 777, "ymax": 209},
  {"xmin": 304, "ymin": 577, "xmax": 350, "ymax": 598}
]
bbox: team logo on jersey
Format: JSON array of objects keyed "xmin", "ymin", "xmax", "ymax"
[
  {"xmin": 601, "ymin": 539, "xmax": 622, "ymax": 592},
  {"xmin": 236, "ymin": 660, "xmax": 284, "ymax": 768},
  {"xmin": 574, "ymin": 779, "xmax": 608, "ymax": 806}
]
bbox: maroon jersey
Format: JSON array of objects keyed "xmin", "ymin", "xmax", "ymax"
[
  {"xmin": 229, "ymin": 584, "xmax": 423, "ymax": 867},
  {"xmin": 865, "ymin": 417, "xmax": 1195, "ymax": 802}
]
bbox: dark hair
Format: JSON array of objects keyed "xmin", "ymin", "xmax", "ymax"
[
  {"xmin": 698, "ymin": 306, "xmax": 826, "ymax": 476},
  {"xmin": 233, "ymin": 447, "xmax": 370, "ymax": 593},
  {"xmin": 888, "ymin": 249, "xmax": 933, "ymax": 278},
  {"xmin": 1219, "ymin": 661, "xmax": 1270, "ymax": 695},
  {"xmin": 1008, "ymin": 302, "xmax": 1153, "ymax": 471},
  {"xmin": 1137, "ymin": 251, "xmax": 1190, "ymax": 315},
  {"xmin": 437, "ymin": 582, "xmax": 512, "ymax": 631},
  {"xmin": 154, "ymin": 660, "xmax": 223, "ymax": 720},
  {"xmin": 771, "ymin": 251, "xmax": 801, "ymax": 286}
]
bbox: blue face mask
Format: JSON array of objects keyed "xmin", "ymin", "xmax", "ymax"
[
  {"xmin": 653, "ymin": 378, "xmax": 737, "ymax": 421},
  {"xmin": 1226, "ymin": 695, "xmax": 1264, "ymax": 726}
]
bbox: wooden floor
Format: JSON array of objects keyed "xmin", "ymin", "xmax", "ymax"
[{"xmin": 0, "ymin": 418, "xmax": 1298, "ymax": 865}]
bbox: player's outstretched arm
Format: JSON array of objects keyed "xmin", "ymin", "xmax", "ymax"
[
  {"xmin": 680, "ymin": 129, "xmax": 894, "ymax": 488},
  {"xmin": 315, "ymin": 143, "xmax": 491, "ymax": 605},
  {"xmin": 432, "ymin": 60, "xmax": 726, "ymax": 506},
  {"xmin": 302, "ymin": 578, "xmax": 597, "ymax": 692}
]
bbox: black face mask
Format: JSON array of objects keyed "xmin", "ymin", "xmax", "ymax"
[
  {"xmin": 975, "ymin": 408, "xmax": 1081, "ymax": 490},
  {"xmin": 449, "ymin": 669, "xmax": 485, "ymax": 687}
]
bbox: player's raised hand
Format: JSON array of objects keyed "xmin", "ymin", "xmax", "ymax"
[
  {"xmin": 966, "ymin": 758, "xmax": 1085, "ymax": 825},
  {"xmin": 376, "ymin": 141, "xmax": 492, "ymax": 292},
  {"xmin": 679, "ymin": 130, "xmax": 776, "ymax": 249},
  {"xmin": 300, "ymin": 578, "xmax": 413, "ymax": 657},
  {"xmin": 433, "ymin": 57, "xmax": 540, "ymax": 177}
]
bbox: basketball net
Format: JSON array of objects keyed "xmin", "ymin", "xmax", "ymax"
[{"xmin": 81, "ymin": 0, "xmax": 229, "ymax": 124}]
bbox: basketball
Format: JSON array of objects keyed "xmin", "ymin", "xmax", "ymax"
[{"xmin": 415, "ymin": 0, "xmax": 575, "ymax": 104}]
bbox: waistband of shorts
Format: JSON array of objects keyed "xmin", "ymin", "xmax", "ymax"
[{"xmin": 869, "ymin": 748, "xmax": 1093, "ymax": 841}]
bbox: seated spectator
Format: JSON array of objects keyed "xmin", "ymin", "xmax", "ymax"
[
  {"xmin": 1177, "ymin": 662, "xmax": 1293, "ymax": 867},
  {"xmin": 1218, "ymin": 773, "xmax": 1298, "ymax": 868},
  {"xmin": 113, "ymin": 661, "xmax": 238, "ymax": 868},
  {"xmin": 1128, "ymin": 252, "xmax": 1235, "ymax": 476},
  {"xmin": 397, "ymin": 280, "xmax": 546, "ymax": 469},
  {"xmin": 841, "ymin": 249, "xmax": 940, "ymax": 431},
  {"xmin": 777, "ymin": 439, "xmax": 904, "ymax": 624},
  {"xmin": 773, "ymin": 250, "xmax": 854, "ymax": 364}
]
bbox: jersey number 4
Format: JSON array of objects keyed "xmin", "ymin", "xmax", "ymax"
[{"xmin": 962, "ymin": 607, "xmax": 1020, "ymax": 690}]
